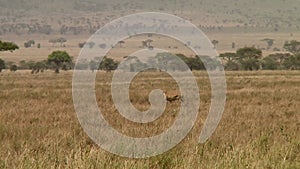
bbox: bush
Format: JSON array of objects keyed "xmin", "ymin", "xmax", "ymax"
[
  {"xmin": 262, "ymin": 57, "xmax": 279, "ymax": 70},
  {"xmin": 10, "ymin": 65, "xmax": 17, "ymax": 72},
  {"xmin": 225, "ymin": 60, "xmax": 240, "ymax": 70},
  {"xmin": 283, "ymin": 54, "xmax": 300, "ymax": 70}
]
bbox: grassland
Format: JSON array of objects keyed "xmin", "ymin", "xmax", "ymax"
[
  {"xmin": 0, "ymin": 0, "xmax": 299, "ymax": 168},
  {"xmin": 1, "ymin": 31, "xmax": 300, "ymax": 64},
  {"xmin": 0, "ymin": 70, "xmax": 299, "ymax": 168}
]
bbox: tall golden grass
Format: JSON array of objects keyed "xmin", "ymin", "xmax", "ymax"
[{"xmin": 0, "ymin": 70, "xmax": 299, "ymax": 168}]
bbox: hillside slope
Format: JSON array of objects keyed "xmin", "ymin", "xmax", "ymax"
[{"xmin": 0, "ymin": 0, "xmax": 299, "ymax": 29}]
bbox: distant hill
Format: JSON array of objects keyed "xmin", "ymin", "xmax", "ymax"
[{"xmin": 0, "ymin": 0, "xmax": 299, "ymax": 35}]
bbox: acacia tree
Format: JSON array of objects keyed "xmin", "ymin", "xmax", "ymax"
[
  {"xmin": 220, "ymin": 52, "xmax": 240, "ymax": 70},
  {"xmin": 48, "ymin": 51, "xmax": 72, "ymax": 73},
  {"xmin": 261, "ymin": 38, "xmax": 274, "ymax": 50},
  {"xmin": 10, "ymin": 65, "xmax": 17, "ymax": 72},
  {"xmin": 57, "ymin": 37, "xmax": 67, "ymax": 47},
  {"xmin": 143, "ymin": 39, "xmax": 153, "ymax": 48},
  {"xmin": 283, "ymin": 54, "xmax": 300, "ymax": 70},
  {"xmin": 220, "ymin": 52, "xmax": 238, "ymax": 61},
  {"xmin": 212, "ymin": 40, "xmax": 219, "ymax": 49},
  {"xmin": 260, "ymin": 53, "xmax": 292, "ymax": 70},
  {"xmin": 89, "ymin": 60, "xmax": 98, "ymax": 72},
  {"xmin": 0, "ymin": 41, "xmax": 19, "ymax": 52},
  {"xmin": 0, "ymin": 41, "xmax": 19, "ymax": 72},
  {"xmin": 24, "ymin": 40, "xmax": 35, "ymax": 48},
  {"xmin": 176, "ymin": 54, "xmax": 205, "ymax": 71},
  {"xmin": 188, "ymin": 56, "xmax": 205, "ymax": 70},
  {"xmin": 49, "ymin": 37, "xmax": 67, "ymax": 47},
  {"xmin": 237, "ymin": 47, "xmax": 262, "ymax": 71},
  {"xmin": 49, "ymin": 39, "xmax": 57, "ymax": 47},
  {"xmin": 31, "ymin": 60, "xmax": 48, "ymax": 74},
  {"xmin": 99, "ymin": 57, "xmax": 118, "ymax": 72},
  {"xmin": 118, "ymin": 40, "xmax": 125, "ymax": 48},
  {"xmin": 262, "ymin": 56, "xmax": 279, "ymax": 70},
  {"xmin": 283, "ymin": 40, "xmax": 300, "ymax": 54}
]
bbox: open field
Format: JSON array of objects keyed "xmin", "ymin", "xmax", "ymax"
[
  {"xmin": 1, "ymin": 31, "xmax": 300, "ymax": 63},
  {"xmin": 0, "ymin": 70, "xmax": 299, "ymax": 168}
]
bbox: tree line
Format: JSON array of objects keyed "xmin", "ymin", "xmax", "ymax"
[
  {"xmin": 220, "ymin": 40, "xmax": 300, "ymax": 70},
  {"xmin": 0, "ymin": 50, "xmax": 119, "ymax": 74},
  {"xmin": 1, "ymin": 40, "xmax": 300, "ymax": 73}
]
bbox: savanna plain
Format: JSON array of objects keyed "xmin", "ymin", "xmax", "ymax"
[{"xmin": 0, "ymin": 70, "xmax": 299, "ymax": 169}]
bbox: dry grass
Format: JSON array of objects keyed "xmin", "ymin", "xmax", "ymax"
[{"xmin": 0, "ymin": 70, "xmax": 299, "ymax": 168}]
